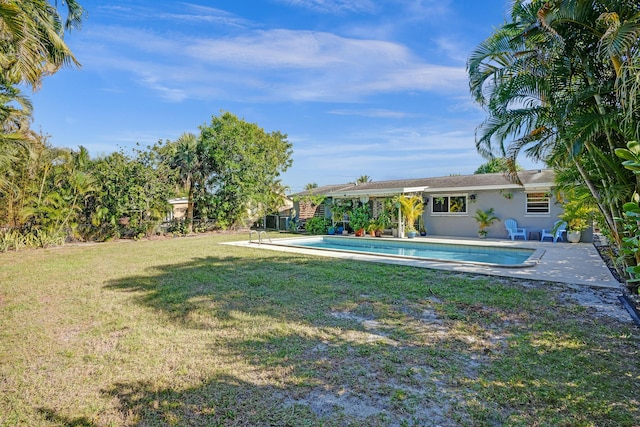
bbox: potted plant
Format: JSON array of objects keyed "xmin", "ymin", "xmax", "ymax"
[
  {"xmin": 418, "ymin": 215, "xmax": 427, "ymax": 236},
  {"xmin": 349, "ymin": 204, "xmax": 371, "ymax": 236},
  {"xmin": 558, "ymin": 200, "xmax": 593, "ymax": 243},
  {"xmin": 366, "ymin": 219, "xmax": 377, "ymax": 236},
  {"xmin": 372, "ymin": 211, "xmax": 391, "ymax": 237},
  {"xmin": 473, "ymin": 208, "xmax": 500, "ymax": 238},
  {"xmin": 330, "ymin": 201, "xmax": 350, "ymax": 235},
  {"xmin": 396, "ymin": 194, "xmax": 425, "ymax": 239}
]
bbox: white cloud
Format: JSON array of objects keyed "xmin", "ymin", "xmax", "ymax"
[
  {"xmin": 290, "ymin": 123, "xmax": 478, "ymax": 165},
  {"xmin": 186, "ymin": 29, "xmax": 409, "ymax": 69},
  {"xmin": 433, "ymin": 36, "xmax": 470, "ymax": 63},
  {"xmin": 279, "ymin": 0, "xmax": 377, "ymax": 14},
  {"xmin": 97, "ymin": 3, "xmax": 252, "ymax": 28},
  {"xmin": 137, "ymin": 74, "xmax": 188, "ymax": 102},
  {"xmin": 76, "ymin": 25, "xmax": 467, "ymax": 103}
]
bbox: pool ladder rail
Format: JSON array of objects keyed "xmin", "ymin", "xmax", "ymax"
[{"xmin": 249, "ymin": 230, "xmax": 272, "ymax": 244}]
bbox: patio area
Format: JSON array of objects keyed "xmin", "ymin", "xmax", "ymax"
[{"xmin": 233, "ymin": 235, "xmax": 621, "ymax": 289}]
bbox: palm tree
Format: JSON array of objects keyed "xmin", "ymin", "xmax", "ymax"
[
  {"xmin": 0, "ymin": 137, "xmax": 27, "ymax": 226},
  {"xmin": 0, "ymin": 0, "xmax": 85, "ymax": 221},
  {"xmin": 0, "ymin": 84, "xmax": 33, "ymax": 195},
  {"xmin": 19, "ymin": 142, "xmax": 97, "ymax": 239},
  {"xmin": 168, "ymin": 132, "xmax": 202, "ymax": 233},
  {"xmin": 265, "ymin": 179, "xmax": 290, "ymax": 215},
  {"xmin": 350, "ymin": 175, "xmax": 372, "ymax": 185},
  {"xmin": 0, "ymin": 0, "xmax": 84, "ymax": 88},
  {"xmin": 467, "ymin": 0, "xmax": 639, "ymax": 249},
  {"xmin": 396, "ymin": 194, "xmax": 424, "ymax": 233},
  {"xmin": 304, "ymin": 182, "xmax": 318, "ymax": 191}
]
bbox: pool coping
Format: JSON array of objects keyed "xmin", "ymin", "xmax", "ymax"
[
  {"xmin": 226, "ymin": 235, "xmax": 622, "ymax": 289},
  {"xmin": 259, "ymin": 235, "xmax": 545, "ymax": 269}
]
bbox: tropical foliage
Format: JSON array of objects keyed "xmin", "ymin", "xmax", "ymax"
[
  {"xmin": 0, "ymin": 136, "xmax": 91, "ymax": 247},
  {"xmin": 1, "ymin": 113, "xmax": 293, "ymax": 249},
  {"xmin": 0, "ymin": 0, "xmax": 84, "ymax": 88},
  {"xmin": 304, "ymin": 216, "xmax": 331, "ymax": 235},
  {"xmin": 348, "ymin": 204, "xmax": 371, "ymax": 233},
  {"xmin": 396, "ymin": 194, "xmax": 424, "ymax": 232},
  {"xmin": 0, "ymin": 0, "xmax": 86, "ymax": 248},
  {"xmin": 87, "ymin": 144, "xmax": 175, "ymax": 240},
  {"xmin": 353, "ymin": 175, "xmax": 372, "ymax": 184},
  {"xmin": 558, "ymin": 198, "xmax": 595, "ymax": 232},
  {"xmin": 468, "ymin": 0, "xmax": 640, "ymax": 286},
  {"xmin": 473, "ymin": 208, "xmax": 500, "ymax": 237},
  {"xmin": 304, "ymin": 182, "xmax": 318, "ymax": 190},
  {"xmin": 474, "ymin": 157, "xmax": 522, "ymax": 174}
]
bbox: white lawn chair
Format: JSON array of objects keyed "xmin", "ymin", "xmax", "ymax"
[
  {"xmin": 505, "ymin": 218, "xmax": 527, "ymax": 240},
  {"xmin": 540, "ymin": 221, "xmax": 567, "ymax": 242}
]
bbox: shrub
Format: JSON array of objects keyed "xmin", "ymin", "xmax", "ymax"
[
  {"xmin": 304, "ymin": 217, "xmax": 331, "ymax": 235},
  {"xmin": 0, "ymin": 228, "xmax": 66, "ymax": 251}
]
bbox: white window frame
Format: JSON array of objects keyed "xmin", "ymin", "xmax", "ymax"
[
  {"xmin": 431, "ymin": 194, "xmax": 468, "ymax": 215},
  {"xmin": 525, "ymin": 191, "xmax": 550, "ymax": 215}
]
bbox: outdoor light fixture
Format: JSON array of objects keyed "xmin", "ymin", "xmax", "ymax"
[{"xmin": 470, "ymin": 194, "xmax": 477, "ymax": 201}]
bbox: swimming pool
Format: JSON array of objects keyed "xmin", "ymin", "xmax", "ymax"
[{"xmin": 261, "ymin": 236, "xmax": 542, "ymax": 268}]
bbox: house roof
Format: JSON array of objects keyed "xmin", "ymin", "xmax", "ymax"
[
  {"xmin": 293, "ymin": 183, "xmax": 355, "ymax": 197},
  {"xmin": 168, "ymin": 197, "xmax": 189, "ymax": 204},
  {"xmin": 291, "ymin": 169, "xmax": 555, "ymax": 198}
]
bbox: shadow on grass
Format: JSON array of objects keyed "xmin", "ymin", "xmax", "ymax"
[
  {"xmin": 103, "ymin": 253, "xmax": 431, "ymax": 329},
  {"xmin": 97, "ymin": 250, "xmax": 640, "ymax": 426},
  {"xmin": 38, "ymin": 408, "xmax": 97, "ymax": 427},
  {"xmin": 98, "ymin": 254, "xmax": 476, "ymax": 425},
  {"xmin": 100, "ymin": 375, "xmax": 319, "ymax": 426}
]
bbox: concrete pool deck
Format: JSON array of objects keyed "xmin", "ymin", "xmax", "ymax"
[{"xmin": 228, "ymin": 235, "xmax": 622, "ymax": 289}]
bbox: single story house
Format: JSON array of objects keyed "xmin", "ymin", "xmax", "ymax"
[{"xmin": 292, "ymin": 169, "xmax": 593, "ymax": 242}]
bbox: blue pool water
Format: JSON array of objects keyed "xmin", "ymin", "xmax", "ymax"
[{"xmin": 269, "ymin": 236, "xmax": 538, "ymax": 267}]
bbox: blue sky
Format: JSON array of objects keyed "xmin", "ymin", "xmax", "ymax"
[{"xmin": 29, "ymin": 0, "xmax": 538, "ymax": 193}]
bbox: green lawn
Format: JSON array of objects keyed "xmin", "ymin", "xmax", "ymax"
[{"xmin": 1, "ymin": 233, "xmax": 638, "ymax": 426}]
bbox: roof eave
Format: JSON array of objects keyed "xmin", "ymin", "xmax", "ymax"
[
  {"xmin": 426, "ymin": 182, "xmax": 554, "ymax": 192},
  {"xmin": 326, "ymin": 186, "xmax": 429, "ymax": 198}
]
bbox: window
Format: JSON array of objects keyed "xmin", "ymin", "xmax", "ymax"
[
  {"xmin": 432, "ymin": 195, "xmax": 467, "ymax": 214},
  {"xmin": 526, "ymin": 192, "xmax": 550, "ymax": 214}
]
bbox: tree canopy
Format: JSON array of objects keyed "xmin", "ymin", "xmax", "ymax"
[
  {"xmin": 474, "ymin": 158, "xmax": 522, "ymax": 175},
  {"xmin": 1, "ymin": 111, "xmax": 293, "ymax": 248},
  {"xmin": 199, "ymin": 111, "xmax": 293, "ymax": 228}
]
